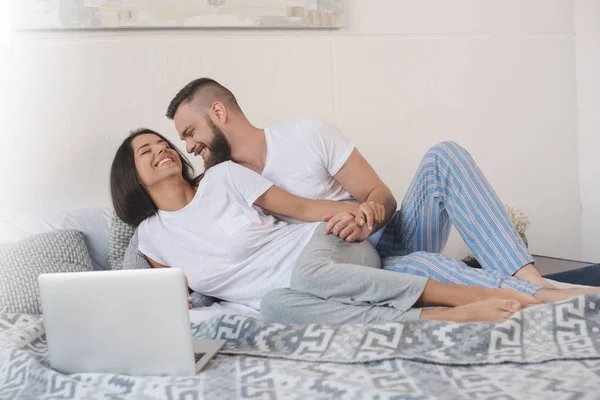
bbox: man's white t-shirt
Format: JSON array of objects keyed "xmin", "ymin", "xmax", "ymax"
[
  {"xmin": 262, "ymin": 118, "xmax": 384, "ymax": 245},
  {"xmin": 138, "ymin": 161, "xmax": 319, "ymax": 310}
]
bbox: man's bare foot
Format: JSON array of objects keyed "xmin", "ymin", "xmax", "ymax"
[
  {"xmin": 420, "ymin": 299, "xmax": 522, "ymax": 323},
  {"xmin": 534, "ymin": 287, "xmax": 600, "ymax": 303},
  {"xmin": 479, "ymin": 288, "xmax": 543, "ymax": 307},
  {"xmin": 514, "ymin": 263, "xmax": 556, "ymax": 289}
]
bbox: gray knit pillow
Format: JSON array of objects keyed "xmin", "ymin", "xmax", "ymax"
[
  {"xmin": 108, "ymin": 211, "xmax": 136, "ymax": 270},
  {"xmin": 0, "ymin": 230, "xmax": 93, "ymax": 314},
  {"xmin": 121, "ymin": 229, "xmax": 151, "ymax": 270}
]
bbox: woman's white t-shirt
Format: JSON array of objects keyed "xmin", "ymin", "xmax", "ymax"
[{"xmin": 138, "ymin": 161, "xmax": 320, "ymax": 310}]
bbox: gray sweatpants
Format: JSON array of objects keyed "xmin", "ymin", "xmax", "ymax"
[{"xmin": 261, "ymin": 223, "xmax": 428, "ymax": 324}]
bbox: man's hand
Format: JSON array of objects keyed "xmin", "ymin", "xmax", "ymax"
[
  {"xmin": 356, "ymin": 201, "xmax": 386, "ymax": 231},
  {"xmin": 323, "ymin": 211, "xmax": 372, "ymax": 242}
]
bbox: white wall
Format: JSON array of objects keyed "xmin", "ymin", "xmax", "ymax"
[
  {"xmin": 0, "ymin": 0, "xmax": 583, "ymax": 260},
  {"xmin": 575, "ymin": 0, "xmax": 600, "ymax": 262}
]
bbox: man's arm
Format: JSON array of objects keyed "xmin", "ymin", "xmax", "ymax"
[
  {"xmin": 330, "ymin": 148, "xmax": 397, "ymax": 231},
  {"xmin": 254, "ymin": 185, "xmax": 361, "ymax": 223}
]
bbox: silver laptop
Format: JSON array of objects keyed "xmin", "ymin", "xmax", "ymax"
[{"xmin": 38, "ymin": 268, "xmax": 225, "ymax": 376}]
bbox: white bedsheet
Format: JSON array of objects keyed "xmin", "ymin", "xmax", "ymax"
[
  {"xmin": 545, "ymin": 278, "xmax": 589, "ymax": 289},
  {"xmin": 187, "ymin": 279, "xmax": 590, "ymax": 324}
]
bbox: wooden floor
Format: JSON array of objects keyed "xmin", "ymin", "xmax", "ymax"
[{"xmin": 533, "ymin": 254, "xmax": 595, "ymax": 275}]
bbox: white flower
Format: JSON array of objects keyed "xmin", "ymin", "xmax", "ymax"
[{"xmin": 505, "ymin": 205, "xmax": 530, "ymax": 237}]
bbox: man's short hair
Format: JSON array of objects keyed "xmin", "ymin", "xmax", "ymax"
[{"xmin": 166, "ymin": 78, "xmax": 241, "ymax": 119}]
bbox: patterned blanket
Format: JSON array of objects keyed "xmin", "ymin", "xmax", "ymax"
[{"xmin": 2, "ymin": 294, "xmax": 600, "ymax": 399}]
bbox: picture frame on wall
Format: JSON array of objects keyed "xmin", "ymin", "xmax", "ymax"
[{"xmin": 11, "ymin": 0, "xmax": 345, "ymax": 29}]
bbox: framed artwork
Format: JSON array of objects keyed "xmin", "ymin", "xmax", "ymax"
[{"xmin": 12, "ymin": 0, "xmax": 345, "ymax": 29}]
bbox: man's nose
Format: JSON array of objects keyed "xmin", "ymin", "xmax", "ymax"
[{"xmin": 186, "ymin": 141, "xmax": 195, "ymax": 154}]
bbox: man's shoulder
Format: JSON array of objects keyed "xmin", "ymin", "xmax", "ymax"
[
  {"xmin": 270, "ymin": 118, "xmax": 331, "ymax": 133},
  {"xmin": 269, "ymin": 118, "xmax": 338, "ymax": 145}
]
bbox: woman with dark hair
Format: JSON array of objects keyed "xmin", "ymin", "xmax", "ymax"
[
  {"xmin": 110, "ymin": 128, "xmax": 201, "ymax": 227},
  {"xmin": 109, "ymin": 129, "xmax": 599, "ymax": 324}
]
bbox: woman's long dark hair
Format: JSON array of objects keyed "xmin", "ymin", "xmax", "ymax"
[{"xmin": 110, "ymin": 128, "xmax": 200, "ymax": 227}]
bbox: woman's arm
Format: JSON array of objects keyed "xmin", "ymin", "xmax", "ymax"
[
  {"xmin": 254, "ymin": 185, "xmax": 361, "ymax": 223},
  {"xmin": 146, "ymin": 256, "xmax": 169, "ymax": 268}
]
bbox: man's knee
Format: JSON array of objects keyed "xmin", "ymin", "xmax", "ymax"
[{"xmin": 427, "ymin": 141, "xmax": 467, "ymax": 159}]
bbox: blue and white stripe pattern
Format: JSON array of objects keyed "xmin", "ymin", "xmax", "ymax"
[{"xmin": 376, "ymin": 141, "xmax": 540, "ymax": 295}]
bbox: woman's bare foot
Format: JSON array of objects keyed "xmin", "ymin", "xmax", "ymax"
[
  {"xmin": 485, "ymin": 287, "xmax": 542, "ymax": 307},
  {"xmin": 534, "ymin": 287, "xmax": 600, "ymax": 303},
  {"xmin": 514, "ymin": 263, "xmax": 556, "ymax": 289},
  {"xmin": 420, "ymin": 299, "xmax": 522, "ymax": 323}
]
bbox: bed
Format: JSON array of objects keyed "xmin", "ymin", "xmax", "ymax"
[
  {"xmin": 2, "ymin": 292, "xmax": 600, "ymax": 399},
  {"xmin": 1, "ymin": 208, "xmax": 599, "ymax": 399}
]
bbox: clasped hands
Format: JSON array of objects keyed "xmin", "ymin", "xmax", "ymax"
[{"xmin": 322, "ymin": 201, "xmax": 385, "ymax": 242}]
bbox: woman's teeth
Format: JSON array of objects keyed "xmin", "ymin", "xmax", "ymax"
[{"xmin": 157, "ymin": 158, "xmax": 173, "ymax": 167}]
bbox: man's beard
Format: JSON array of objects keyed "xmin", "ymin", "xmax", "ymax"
[{"xmin": 204, "ymin": 117, "xmax": 232, "ymax": 170}]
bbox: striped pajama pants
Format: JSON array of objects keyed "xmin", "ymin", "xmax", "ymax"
[{"xmin": 375, "ymin": 141, "xmax": 541, "ymax": 295}]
